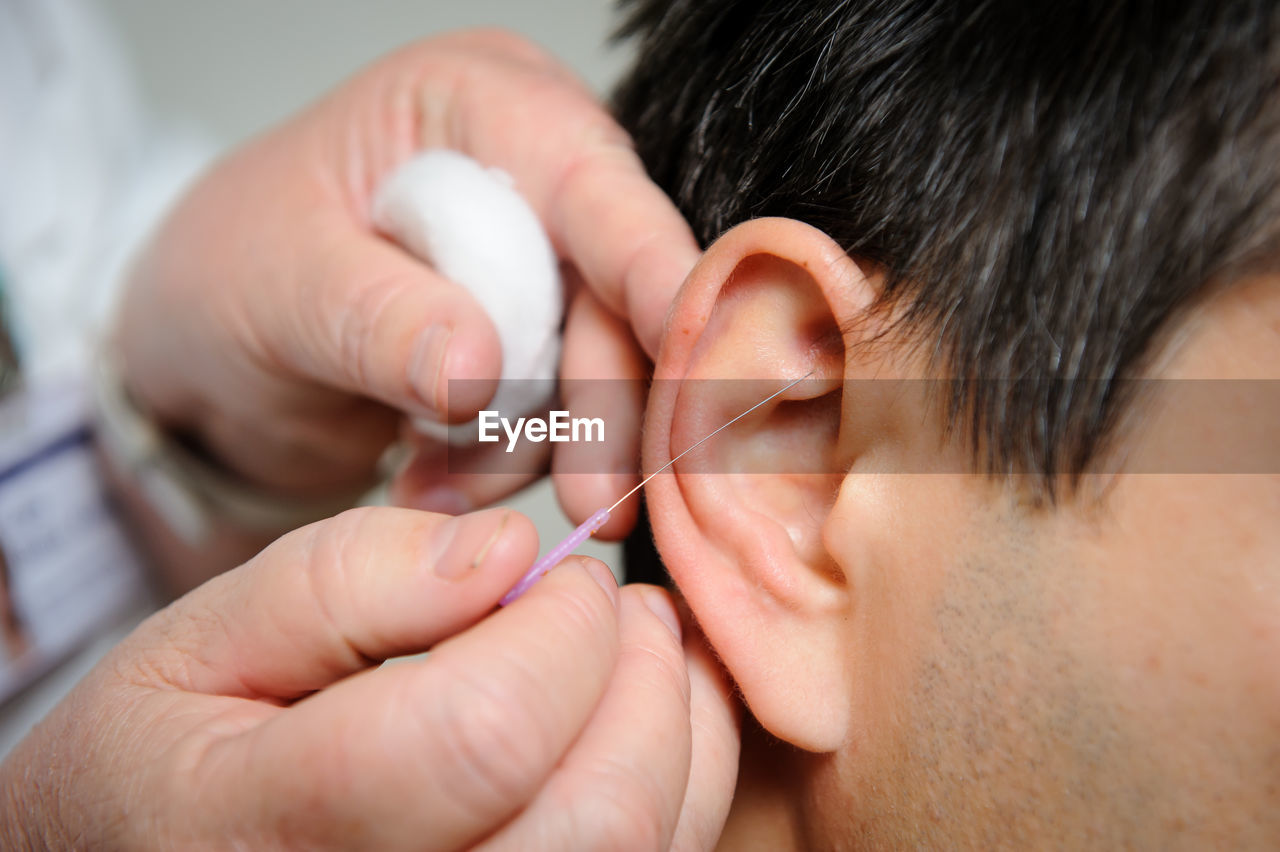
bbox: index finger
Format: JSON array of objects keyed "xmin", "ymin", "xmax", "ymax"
[
  {"xmin": 543, "ymin": 137, "xmax": 700, "ymax": 358},
  {"xmin": 433, "ymin": 36, "xmax": 700, "ymax": 357}
]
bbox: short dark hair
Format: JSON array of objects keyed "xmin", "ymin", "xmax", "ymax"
[{"xmin": 613, "ymin": 0, "xmax": 1280, "ymax": 486}]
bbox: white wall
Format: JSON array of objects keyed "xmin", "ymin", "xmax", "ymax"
[{"xmin": 103, "ymin": 0, "xmax": 633, "ymax": 146}]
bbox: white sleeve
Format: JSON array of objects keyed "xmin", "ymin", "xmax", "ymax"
[{"xmin": 0, "ymin": 0, "xmax": 213, "ymax": 382}]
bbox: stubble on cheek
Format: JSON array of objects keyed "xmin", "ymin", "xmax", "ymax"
[{"xmin": 812, "ymin": 513, "xmax": 1161, "ymax": 850}]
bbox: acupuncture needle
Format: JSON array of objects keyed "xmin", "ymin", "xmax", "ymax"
[{"xmin": 499, "ymin": 370, "xmax": 816, "ymax": 605}]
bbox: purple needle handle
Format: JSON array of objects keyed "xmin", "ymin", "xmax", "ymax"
[{"xmin": 499, "ymin": 508, "xmax": 612, "ymax": 606}]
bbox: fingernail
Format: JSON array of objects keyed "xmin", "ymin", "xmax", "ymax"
[
  {"xmin": 642, "ymin": 588, "xmax": 682, "ymax": 641},
  {"xmin": 430, "ymin": 509, "xmax": 509, "ymax": 580},
  {"xmin": 410, "ymin": 324, "xmax": 452, "ymax": 415},
  {"xmin": 415, "ymin": 486, "xmax": 471, "ymax": 516},
  {"xmin": 582, "ymin": 558, "xmax": 619, "ymax": 608}
]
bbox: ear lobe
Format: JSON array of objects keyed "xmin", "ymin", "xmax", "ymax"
[{"xmin": 644, "ymin": 218, "xmax": 875, "ymax": 752}]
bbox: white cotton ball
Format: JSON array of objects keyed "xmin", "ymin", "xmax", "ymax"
[{"xmin": 372, "ymin": 149, "xmax": 562, "ymax": 441}]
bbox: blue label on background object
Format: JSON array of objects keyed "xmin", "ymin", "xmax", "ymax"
[{"xmin": 0, "ymin": 381, "xmax": 146, "ymax": 703}]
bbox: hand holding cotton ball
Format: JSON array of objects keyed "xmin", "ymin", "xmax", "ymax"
[{"xmin": 372, "ymin": 150, "xmax": 563, "ymax": 439}]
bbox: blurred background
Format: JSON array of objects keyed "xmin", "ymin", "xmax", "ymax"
[
  {"xmin": 109, "ymin": 0, "xmax": 633, "ymax": 145},
  {"xmin": 106, "ymin": 0, "xmax": 635, "ymax": 565}
]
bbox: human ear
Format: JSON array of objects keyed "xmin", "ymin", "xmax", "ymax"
[{"xmin": 642, "ymin": 218, "xmax": 878, "ymax": 753}]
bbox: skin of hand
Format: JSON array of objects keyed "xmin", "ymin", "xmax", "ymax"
[
  {"xmin": 0, "ymin": 506, "xmax": 739, "ymax": 850},
  {"xmin": 116, "ymin": 28, "xmax": 699, "ymax": 543}
]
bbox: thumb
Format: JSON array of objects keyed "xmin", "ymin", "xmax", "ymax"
[
  {"xmin": 133, "ymin": 506, "xmax": 538, "ymax": 699},
  {"xmin": 259, "ymin": 215, "xmax": 503, "ymax": 423}
]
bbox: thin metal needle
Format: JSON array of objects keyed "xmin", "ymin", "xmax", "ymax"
[{"xmin": 606, "ymin": 369, "xmax": 817, "ymax": 514}]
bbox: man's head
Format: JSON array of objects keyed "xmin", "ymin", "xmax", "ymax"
[{"xmin": 614, "ymin": 0, "xmax": 1280, "ymax": 846}]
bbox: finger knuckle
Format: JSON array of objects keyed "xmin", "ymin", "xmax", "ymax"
[
  {"xmin": 308, "ymin": 507, "xmax": 380, "ymax": 582},
  {"xmin": 552, "ymin": 136, "xmax": 641, "ymax": 211},
  {"xmin": 636, "ymin": 641, "xmax": 692, "ymax": 711},
  {"xmin": 543, "ymin": 580, "xmax": 617, "ymax": 651},
  {"xmin": 300, "ymin": 508, "xmax": 384, "ymax": 664},
  {"xmin": 335, "ymin": 273, "xmax": 416, "ymax": 392},
  {"xmin": 619, "ymin": 592, "xmax": 691, "ymax": 703},
  {"xmin": 427, "ymin": 661, "xmax": 556, "ymax": 817}
]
